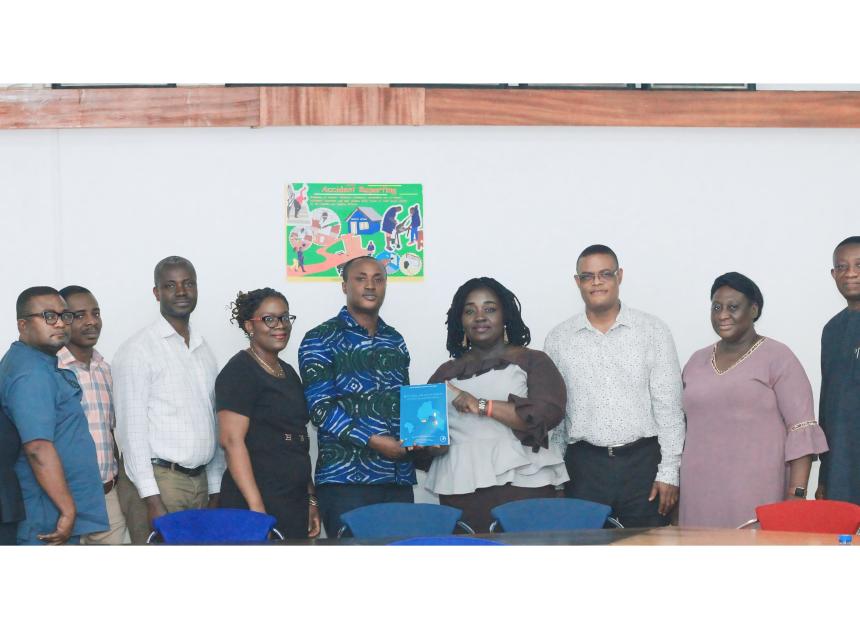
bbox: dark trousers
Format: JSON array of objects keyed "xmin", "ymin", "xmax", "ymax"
[
  {"xmin": 0, "ymin": 521, "xmax": 17, "ymax": 545},
  {"xmin": 440, "ymin": 483, "xmax": 557, "ymax": 533},
  {"xmin": 316, "ymin": 483, "xmax": 414, "ymax": 538},
  {"xmin": 564, "ymin": 438, "xmax": 668, "ymax": 528}
]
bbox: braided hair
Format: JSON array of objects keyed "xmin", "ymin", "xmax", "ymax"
[
  {"xmin": 445, "ymin": 277, "xmax": 531, "ymax": 358},
  {"xmin": 229, "ymin": 287, "xmax": 289, "ymax": 337}
]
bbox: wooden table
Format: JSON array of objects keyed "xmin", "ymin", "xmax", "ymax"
[{"xmin": 277, "ymin": 526, "xmax": 851, "ymax": 546}]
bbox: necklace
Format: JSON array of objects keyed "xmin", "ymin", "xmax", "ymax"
[
  {"xmin": 711, "ymin": 336, "xmax": 766, "ymax": 376},
  {"xmin": 247, "ymin": 346, "xmax": 285, "ymax": 378}
]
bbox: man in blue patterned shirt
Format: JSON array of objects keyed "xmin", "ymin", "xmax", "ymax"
[{"xmin": 299, "ymin": 256, "xmax": 415, "ymax": 536}]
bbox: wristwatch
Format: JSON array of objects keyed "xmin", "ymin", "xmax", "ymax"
[{"xmin": 792, "ymin": 486, "xmax": 807, "ymax": 498}]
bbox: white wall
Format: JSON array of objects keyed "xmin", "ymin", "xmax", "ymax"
[{"xmin": 1, "ymin": 124, "xmax": 856, "ymax": 498}]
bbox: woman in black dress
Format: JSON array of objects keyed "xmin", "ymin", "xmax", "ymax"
[{"xmin": 216, "ymin": 288, "xmax": 320, "ymax": 538}]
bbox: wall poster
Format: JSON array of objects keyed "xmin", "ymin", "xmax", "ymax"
[{"xmin": 286, "ymin": 182, "xmax": 424, "ymax": 281}]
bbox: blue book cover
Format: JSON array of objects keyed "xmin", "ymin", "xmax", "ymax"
[{"xmin": 399, "ymin": 383, "xmax": 449, "ymax": 447}]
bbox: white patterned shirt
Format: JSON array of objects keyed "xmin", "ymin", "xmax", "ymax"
[
  {"xmin": 112, "ymin": 316, "xmax": 224, "ymax": 498},
  {"xmin": 544, "ymin": 303, "xmax": 685, "ymax": 485}
]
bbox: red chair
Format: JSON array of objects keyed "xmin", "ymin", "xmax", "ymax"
[{"xmin": 749, "ymin": 500, "xmax": 860, "ymax": 534}]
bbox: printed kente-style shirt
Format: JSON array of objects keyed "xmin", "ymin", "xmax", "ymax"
[{"xmin": 299, "ymin": 306, "xmax": 415, "ymax": 486}]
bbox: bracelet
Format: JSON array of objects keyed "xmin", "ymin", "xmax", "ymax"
[
  {"xmin": 308, "ymin": 495, "xmax": 319, "ymax": 507},
  {"xmin": 477, "ymin": 398, "xmax": 488, "ymax": 417},
  {"xmin": 487, "ymin": 400, "xmax": 494, "ymax": 418}
]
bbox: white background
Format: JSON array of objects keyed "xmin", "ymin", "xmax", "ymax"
[{"xmin": 1, "ymin": 124, "xmax": 856, "ymax": 499}]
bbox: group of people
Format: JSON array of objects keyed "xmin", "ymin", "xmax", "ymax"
[{"xmin": 0, "ymin": 236, "xmax": 858, "ymax": 544}]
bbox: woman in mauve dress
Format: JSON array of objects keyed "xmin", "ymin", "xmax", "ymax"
[
  {"xmin": 413, "ymin": 277, "xmax": 569, "ymax": 533},
  {"xmin": 679, "ymin": 272, "xmax": 828, "ymax": 528}
]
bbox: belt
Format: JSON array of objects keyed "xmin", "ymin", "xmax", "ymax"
[
  {"xmin": 575, "ymin": 436, "xmax": 657, "ymax": 457},
  {"xmin": 151, "ymin": 458, "xmax": 206, "ymax": 476},
  {"xmin": 103, "ymin": 475, "xmax": 118, "ymax": 494},
  {"xmin": 283, "ymin": 433, "xmax": 307, "ymax": 443}
]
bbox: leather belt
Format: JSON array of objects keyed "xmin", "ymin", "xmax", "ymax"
[
  {"xmin": 575, "ymin": 436, "xmax": 657, "ymax": 458},
  {"xmin": 151, "ymin": 458, "xmax": 206, "ymax": 476},
  {"xmin": 103, "ymin": 475, "xmax": 118, "ymax": 494},
  {"xmin": 283, "ymin": 433, "xmax": 307, "ymax": 443}
]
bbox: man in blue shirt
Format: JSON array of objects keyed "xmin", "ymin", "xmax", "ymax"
[
  {"xmin": 0, "ymin": 286, "xmax": 107, "ymax": 545},
  {"xmin": 299, "ymin": 256, "xmax": 415, "ymax": 536}
]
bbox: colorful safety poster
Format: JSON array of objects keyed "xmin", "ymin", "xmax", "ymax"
[{"xmin": 286, "ymin": 183, "xmax": 424, "ymax": 280}]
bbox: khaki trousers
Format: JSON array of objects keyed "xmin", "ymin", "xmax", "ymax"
[
  {"xmin": 117, "ymin": 457, "xmax": 209, "ymax": 544},
  {"xmin": 80, "ymin": 485, "xmax": 128, "ymax": 545}
]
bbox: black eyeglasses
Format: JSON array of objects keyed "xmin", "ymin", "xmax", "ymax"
[
  {"xmin": 20, "ymin": 310, "xmax": 75, "ymax": 325},
  {"xmin": 250, "ymin": 314, "xmax": 297, "ymax": 328}
]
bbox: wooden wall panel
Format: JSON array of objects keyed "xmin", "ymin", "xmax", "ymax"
[
  {"xmin": 3, "ymin": 86, "xmax": 860, "ymax": 129},
  {"xmin": 0, "ymin": 87, "xmax": 260, "ymax": 129},
  {"xmin": 260, "ymin": 86, "xmax": 424, "ymax": 126},
  {"xmin": 424, "ymin": 88, "xmax": 860, "ymax": 128}
]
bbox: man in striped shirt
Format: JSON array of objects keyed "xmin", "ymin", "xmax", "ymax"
[{"xmin": 57, "ymin": 285, "xmax": 127, "ymax": 544}]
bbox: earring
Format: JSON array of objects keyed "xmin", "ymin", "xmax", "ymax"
[
  {"xmin": 503, "ymin": 326, "xmax": 509, "ymax": 344},
  {"xmin": 249, "ymin": 331, "xmax": 254, "ymax": 338},
  {"xmin": 461, "ymin": 334, "xmax": 469, "ymax": 349}
]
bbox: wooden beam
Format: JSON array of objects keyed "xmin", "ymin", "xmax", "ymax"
[
  {"xmin": 0, "ymin": 87, "xmax": 260, "ymax": 129},
  {"xmin": 3, "ymin": 86, "xmax": 860, "ymax": 129},
  {"xmin": 260, "ymin": 86, "xmax": 424, "ymax": 126},
  {"xmin": 424, "ymin": 88, "xmax": 860, "ymax": 127}
]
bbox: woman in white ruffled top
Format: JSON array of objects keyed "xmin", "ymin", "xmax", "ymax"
[{"xmin": 415, "ymin": 277, "xmax": 569, "ymax": 532}]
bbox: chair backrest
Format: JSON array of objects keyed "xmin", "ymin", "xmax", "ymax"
[
  {"xmin": 490, "ymin": 497, "xmax": 612, "ymax": 533},
  {"xmin": 339, "ymin": 503, "xmax": 465, "ymax": 538},
  {"xmin": 755, "ymin": 500, "xmax": 860, "ymax": 534},
  {"xmin": 150, "ymin": 508, "xmax": 278, "ymax": 544}
]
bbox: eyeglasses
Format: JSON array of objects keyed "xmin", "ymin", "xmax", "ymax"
[
  {"xmin": 834, "ymin": 263, "xmax": 860, "ymax": 275},
  {"xmin": 250, "ymin": 314, "xmax": 297, "ymax": 328},
  {"xmin": 19, "ymin": 310, "xmax": 75, "ymax": 325},
  {"xmin": 576, "ymin": 269, "xmax": 619, "ymax": 284}
]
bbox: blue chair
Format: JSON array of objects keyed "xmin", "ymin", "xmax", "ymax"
[
  {"xmin": 146, "ymin": 508, "xmax": 284, "ymax": 544},
  {"xmin": 488, "ymin": 498, "xmax": 622, "ymax": 533},
  {"xmin": 337, "ymin": 503, "xmax": 476, "ymax": 538},
  {"xmin": 389, "ymin": 536, "xmax": 504, "ymax": 546}
]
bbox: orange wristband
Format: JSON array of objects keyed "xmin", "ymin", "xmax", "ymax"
[{"xmin": 487, "ymin": 400, "xmax": 494, "ymax": 418}]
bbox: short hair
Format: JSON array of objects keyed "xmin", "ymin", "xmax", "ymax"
[
  {"xmin": 341, "ymin": 256, "xmax": 384, "ymax": 282},
  {"xmin": 710, "ymin": 272, "xmax": 764, "ymax": 322},
  {"xmin": 444, "ymin": 277, "xmax": 531, "ymax": 358},
  {"xmin": 229, "ymin": 288, "xmax": 288, "ymax": 336},
  {"xmin": 576, "ymin": 244, "xmax": 619, "ymax": 271},
  {"xmin": 16, "ymin": 286, "xmax": 60, "ymax": 318},
  {"xmin": 58, "ymin": 285, "xmax": 92, "ymax": 300},
  {"xmin": 153, "ymin": 256, "xmax": 196, "ymax": 286},
  {"xmin": 833, "ymin": 236, "xmax": 860, "ymax": 264}
]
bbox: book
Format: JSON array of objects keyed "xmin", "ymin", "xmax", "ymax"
[{"xmin": 399, "ymin": 383, "xmax": 449, "ymax": 447}]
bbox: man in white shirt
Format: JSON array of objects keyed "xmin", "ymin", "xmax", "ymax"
[
  {"xmin": 113, "ymin": 256, "xmax": 224, "ymax": 543},
  {"xmin": 544, "ymin": 245, "xmax": 685, "ymax": 527}
]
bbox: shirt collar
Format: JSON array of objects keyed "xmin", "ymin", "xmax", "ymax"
[
  {"xmin": 155, "ymin": 315, "xmax": 203, "ymax": 350},
  {"xmin": 573, "ymin": 301, "xmax": 635, "ymax": 333},
  {"xmin": 57, "ymin": 345, "xmax": 104, "ymax": 368},
  {"xmin": 337, "ymin": 305, "xmax": 388, "ymax": 334},
  {"xmin": 11, "ymin": 340, "xmax": 57, "ymax": 364}
]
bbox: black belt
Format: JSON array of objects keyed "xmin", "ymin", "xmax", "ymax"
[
  {"xmin": 151, "ymin": 458, "xmax": 206, "ymax": 476},
  {"xmin": 574, "ymin": 436, "xmax": 657, "ymax": 457},
  {"xmin": 103, "ymin": 475, "xmax": 118, "ymax": 494}
]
